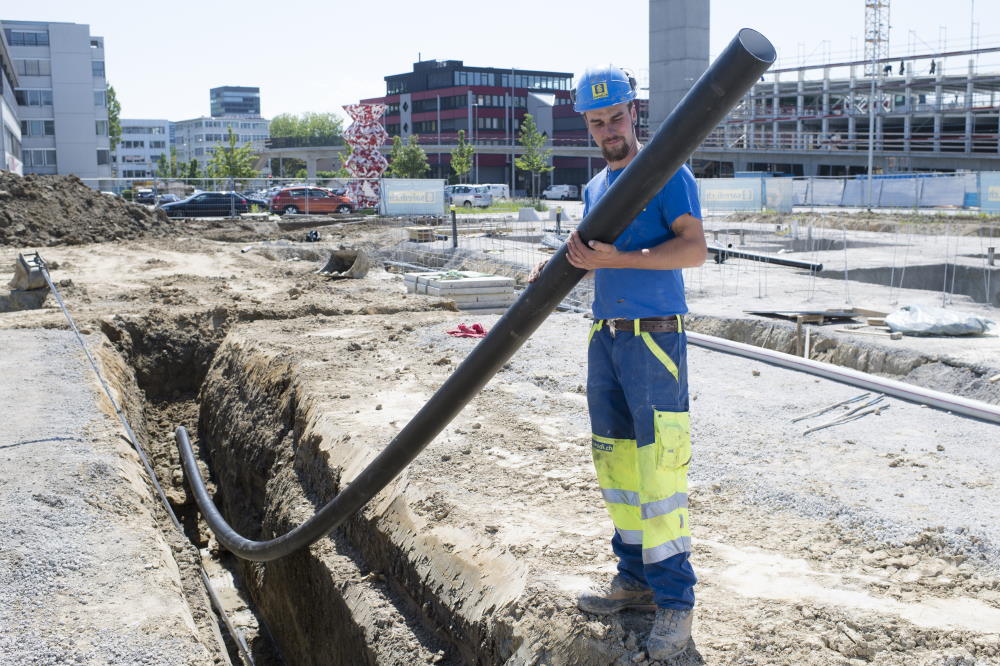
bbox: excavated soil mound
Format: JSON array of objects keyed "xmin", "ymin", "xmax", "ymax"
[{"xmin": 0, "ymin": 172, "xmax": 172, "ymax": 247}]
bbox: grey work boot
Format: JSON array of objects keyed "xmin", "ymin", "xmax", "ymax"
[
  {"xmin": 577, "ymin": 575, "xmax": 656, "ymax": 615},
  {"xmin": 647, "ymin": 608, "xmax": 693, "ymax": 660}
]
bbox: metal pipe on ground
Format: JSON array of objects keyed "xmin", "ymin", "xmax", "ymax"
[
  {"xmin": 687, "ymin": 332, "xmax": 1000, "ymax": 424},
  {"xmin": 175, "ymin": 29, "xmax": 778, "ymax": 562},
  {"xmin": 709, "ymin": 245, "xmax": 823, "ymax": 272}
]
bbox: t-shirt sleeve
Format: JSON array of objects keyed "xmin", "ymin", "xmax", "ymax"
[
  {"xmin": 583, "ymin": 185, "xmax": 591, "ymax": 216},
  {"xmin": 664, "ymin": 167, "xmax": 702, "ymax": 227}
]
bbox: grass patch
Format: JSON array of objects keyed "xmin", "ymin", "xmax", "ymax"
[{"xmin": 454, "ymin": 199, "xmax": 551, "ymax": 215}]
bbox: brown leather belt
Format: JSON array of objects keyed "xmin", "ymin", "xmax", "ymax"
[{"xmin": 608, "ymin": 315, "xmax": 684, "ymax": 333}]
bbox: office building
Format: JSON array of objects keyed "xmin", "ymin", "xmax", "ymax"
[
  {"xmin": 112, "ymin": 118, "xmax": 170, "ymax": 179},
  {"xmin": 172, "ymin": 115, "xmax": 269, "ymax": 171},
  {"xmin": 0, "ymin": 27, "xmax": 21, "ymax": 174},
  {"xmin": 358, "ymin": 60, "xmax": 654, "ymax": 190},
  {"xmin": 210, "ymin": 86, "xmax": 260, "ymax": 118},
  {"xmin": 1, "ymin": 20, "xmax": 111, "ymax": 180}
]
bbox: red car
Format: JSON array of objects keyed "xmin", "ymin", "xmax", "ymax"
[{"xmin": 270, "ymin": 186, "xmax": 354, "ymax": 215}]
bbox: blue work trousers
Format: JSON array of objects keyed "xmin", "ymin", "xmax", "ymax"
[{"xmin": 587, "ymin": 319, "xmax": 696, "ymax": 610}]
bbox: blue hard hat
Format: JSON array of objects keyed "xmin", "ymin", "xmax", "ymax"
[{"xmin": 572, "ymin": 65, "xmax": 637, "ymax": 112}]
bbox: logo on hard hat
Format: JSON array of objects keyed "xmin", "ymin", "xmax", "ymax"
[{"xmin": 591, "ymin": 82, "xmax": 608, "ymax": 99}]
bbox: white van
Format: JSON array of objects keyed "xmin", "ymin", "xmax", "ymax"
[
  {"xmin": 481, "ymin": 183, "xmax": 510, "ymax": 200},
  {"xmin": 541, "ymin": 184, "xmax": 579, "ymax": 200}
]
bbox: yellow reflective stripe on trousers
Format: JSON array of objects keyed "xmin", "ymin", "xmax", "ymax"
[
  {"xmin": 639, "ymin": 332, "xmax": 679, "ymax": 381},
  {"xmin": 587, "ymin": 320, "xmax": 604, "ymax": 344}
]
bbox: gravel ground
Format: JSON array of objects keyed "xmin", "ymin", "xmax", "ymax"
[{"xmin": 0, "ymin": 329, "xmax": 220, "ymax": 665}]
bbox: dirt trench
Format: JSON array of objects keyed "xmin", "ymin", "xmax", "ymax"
[
  {"xmin": 684, "ymin": 314, "xmax": 1000, "ymax": 405},
  {"xmin": 88, "ymin": 298, "xmax": 1000, "ymax": 666}
]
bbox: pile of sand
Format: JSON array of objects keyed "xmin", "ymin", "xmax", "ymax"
[{"xmin": 0, "ymin": 172, "xmax": 173, "ymax": 247}]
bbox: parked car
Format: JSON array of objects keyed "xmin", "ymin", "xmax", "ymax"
[
  {"xmin": 541, "ymin": 184, "xmax": 579, "ymax": 200},
  {"xmin": 134, "ymin": 188, "xmax": 156, "ymax": 204},
  {"xmin": 270, "ymin": 186, "xmax": 354, "ymax": 215},
  {"xmin": 159, "ymin": 192, "xmax": 260, "ymax": 218},
  {"xmin": 156, "ymin": 193, "xmax": 180, "ymax": 205},
  {"xmin": 445, "ymin": 184, "xmax": 493, "ymax": 208},
  {"xmin": 480, "ymin": 183, "xmax": 510, "ymax": 200}
]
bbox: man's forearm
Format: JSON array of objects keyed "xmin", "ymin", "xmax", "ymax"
[{"xmin": 615, "ymin": 236, "xmax": 707, "ymax": 270}]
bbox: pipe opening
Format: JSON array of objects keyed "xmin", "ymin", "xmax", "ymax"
[{"xmin": 737, "ymin": 28, "xmax": 777, "ymax": 63}]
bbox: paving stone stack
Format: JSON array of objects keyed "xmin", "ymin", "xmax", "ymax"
[{"xmin": 404, "ymin": 270, "xmax": 516, "ymax": 310}]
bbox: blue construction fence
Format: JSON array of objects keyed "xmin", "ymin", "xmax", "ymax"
[{"xmin": 697, "ymin": 172, "xmax": 1000, "ymax": 212}]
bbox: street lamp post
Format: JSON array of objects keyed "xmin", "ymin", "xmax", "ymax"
[
  {"xmin": 510, "ymin": 68, "xmax": 516, "ymax": 197},
  {"xmin": 473, "ymin": 102, "xmax": 479, "ymax": 184}
]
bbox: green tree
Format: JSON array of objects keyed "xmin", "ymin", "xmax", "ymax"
[
  {"xmin": 156, "ymin": 147, "xmax": 182, "ymax": 180},
  {"xmin": 269, "ymin": 112, "xmax": 344, "ymax": 141},
  {"xmin": 207, "ymin": 127, "xmax": 258, "ymax": 181},
  {"xmin": 185, "ymin": 158, "xmax": 204, "ymax": 189},
  {"xmin": 514, "ymin": 113, "xmax": 553, "ymax": 201},
  {"xmin": 334, "ymin": 142, "xmax": 353, "ymax": 178},
  {"xmin": 450, "ymin": 129, "xmax": 474, "ymax": 183},
  {"xmin": 106, "ymin": 85, "xmax": 122, "ymax": 152},
  {"xmin": 386, "ymin": 135, "xmax": 429, "ymax": 179}
]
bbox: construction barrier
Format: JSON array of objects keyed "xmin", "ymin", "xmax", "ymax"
[
  {"xmin": 979, "ymin": 172, "xmax": 1000, "ymax": 213},
  {"xmin": 379, "ymin": 178, "xmax": 447, "ymax": 216}
]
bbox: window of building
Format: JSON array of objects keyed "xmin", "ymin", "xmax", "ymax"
[
  {"xmin": 150, "ymin": 140, "xmax": 166, "ymax": 149},
  {"xmin": 14, "ymin": 89, "xmax": 53, "ymax": 106},
  {"xmin": 122, "ymin": 154, "xmax": 145, "ymax": 163},
  {"xmin": 4, "ymin": 30, "xmax": 50, "ymax": 47},
  {"xmin": 14, "ymin": 59, "xmax": 51, "ymax": 77},
  {"xmin": 96, "ymin": 120, "xmax": 109, "ymax": 136},
  {"xmin": 386, "ymin": 123, "xmax": 400, "ymax": 136},
  {"xmin": 92, "ymin": 61, "xmax": 105, "ymax": 78},
  {"xmin": 20, "ymin": 119, "xmax": 55, "ymax": 136},
  {"xmin": 23, "ymin": 149, "xmax": 57, "ymax": 167},
  {"xmin": 474, "ymin": 94, "xmax": 508, "ymax": 108},
  {"xmin": 438, "ymin": 95, "xmax": 467, "ymax": 111},
  {"xmin": 476, "ymin": 117, "xmax": 503, "ymax": 130},
  {"xmin": 96, "ymin": 149, "xmax": 110, "ymax": 165},
  {"xmin": 413, "ymin": 120, "xmax": 437, "ymax": 133},
  {"xmin": 3, "ymin": 127, "xmax": 21, "ymax": 160},
  {"xmin": 94, "ymin": 90, "xmax": 106, "ymax": 106},
  {"xmin": 194, "ymin": 148, "xmax": 204, "ymax": 156}
]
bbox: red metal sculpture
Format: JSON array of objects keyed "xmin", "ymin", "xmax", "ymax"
[{"xmin": 342, "ymin": 104, "xmax": 388, "ymax": 209}]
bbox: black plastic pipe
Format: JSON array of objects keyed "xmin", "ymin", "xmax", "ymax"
[
  {"xmin": 708, "ymin": 245, "xmax": 823, "ymax": 272},
  {"xmin": 176, "ymin": 28, "xmax": 777, "ymax": 562}
]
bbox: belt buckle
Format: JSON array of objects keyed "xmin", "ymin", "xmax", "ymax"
[{"xmin": 609, "ymin": 321, "xmax": 617, "ymax": 337}]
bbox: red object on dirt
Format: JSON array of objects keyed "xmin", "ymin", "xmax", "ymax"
[{"xmin": 446, "ymin": 323, "xmax": 488, "ymax": 338}]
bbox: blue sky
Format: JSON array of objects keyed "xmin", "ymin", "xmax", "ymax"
[{"xmin": 5, "ymin": 0, "xmax": 997, "ymax": 121}]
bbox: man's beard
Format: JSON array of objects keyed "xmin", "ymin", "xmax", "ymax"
[{"xmin": 600, "ymin": 133, "xmax": 632, "ymax": 163}]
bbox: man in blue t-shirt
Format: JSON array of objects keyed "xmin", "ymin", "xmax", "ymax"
[{"xmin": 533, "ymin": 65, "xmax": 706, "ymax": 661}]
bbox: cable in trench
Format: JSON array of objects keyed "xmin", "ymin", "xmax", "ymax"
[{"xmin": 34, "ymin": 255, "xmax": 258, "ymax": 666}]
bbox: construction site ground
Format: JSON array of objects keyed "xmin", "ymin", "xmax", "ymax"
[{"xmin": 1, "ymin": 201, "xmax": 1000, "ymax": 665}]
